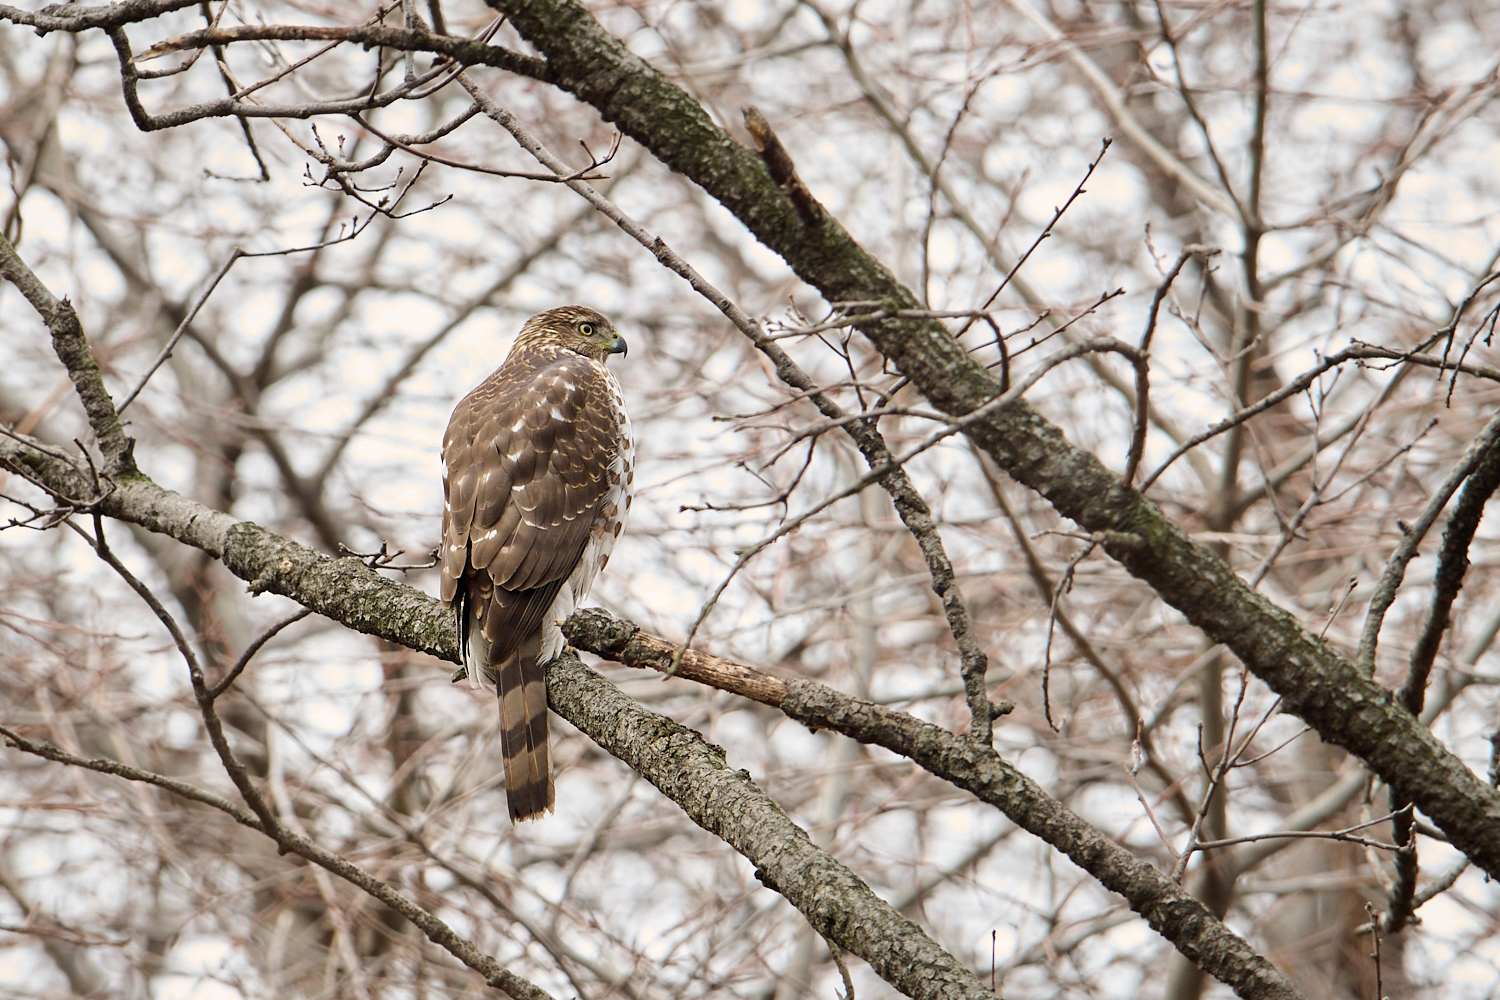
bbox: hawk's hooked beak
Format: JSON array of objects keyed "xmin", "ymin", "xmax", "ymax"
[{"xmin": 607, "ymin": 332, "xmax": 629, "ymax": 357}]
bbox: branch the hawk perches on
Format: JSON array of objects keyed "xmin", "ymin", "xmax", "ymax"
[{"xmin": 441, "ymin": 306, "xmax": 633, "ymax": 822}]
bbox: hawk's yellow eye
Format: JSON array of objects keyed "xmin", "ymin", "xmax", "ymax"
[{"xmin": 579, "ymin": 322, "xmax": 596, "ymax": 336}]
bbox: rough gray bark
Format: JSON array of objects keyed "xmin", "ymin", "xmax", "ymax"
[
  {"xmin": 485, "ymin": 0, "xmax": 1500, "ymax": 880},
  {"xmin": 562, "ymin": 609, "xmax": 1304, "ymax": 1000},
  {"xmin": 0, "ymin": 278, "xmax": 1302, "ymax": 999},
  {"xmin": 0, "ymin": 247, "xmax": 1000, "ymax": 1000},
  {"xmin": 544, "ymin": 656, "xmax": 1002, "ymax": 1000},
  {"xmin": 0, "ymin": 436, "xmax": 460, "ymax": 660}
]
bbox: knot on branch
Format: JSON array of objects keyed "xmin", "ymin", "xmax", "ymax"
[
  {"xmin": 40, "ymin": 297, "xmax": 137, "ymax": 477},
  {"xmin": 743, "ymin": 107, "xmax": 823, "ymax": 227},
  {"xmin": 563, "ymin": 606, "xmax": 640, "ymax": 656},
  {"xmin": 1096, "ymin": 529, "xmax": 1148, "ymax": 554}
]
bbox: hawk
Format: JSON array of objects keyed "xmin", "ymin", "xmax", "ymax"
[{"xmin": 441, "ymin": 306, "xmax": 633, "ymax": 822}]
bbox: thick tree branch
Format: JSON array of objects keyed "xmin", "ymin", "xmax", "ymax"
[
  {"xmin": 0, "ymin": 231, "xmax": 134, "ymax": 474},
  {"xmin": 0, "ymin": 432, "xmax": 991, "ymax": 1000},
  {"xmin": 485, "ymin": 0, "xmax": 1500, "ymax": 881},
  {"xmin": 544, "ymin": 655, "xmax": 1002, "ymax": 1000},
  {"xmin": 561, "ymin": 609, "xmax": 1304, "ymax": 1000},
  {"xmin": 0, "ymin": 434, "xmax": 455, "ymax": 660},
  {"xmin": 0, "ymin": 0, "xmax": 199, "ymax": 34}
]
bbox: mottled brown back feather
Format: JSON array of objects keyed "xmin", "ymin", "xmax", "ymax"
[{"xmin": 441, "ymin": 306, "xmax": 630, "ymax": 823}]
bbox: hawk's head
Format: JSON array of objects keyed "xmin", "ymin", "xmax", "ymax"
[{"xmin": 513, "ymin": 305, "xmax": 628, "ymax": 363}]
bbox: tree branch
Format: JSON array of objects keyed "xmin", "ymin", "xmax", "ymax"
[
  {"xmin": 561, "ymin": 609, "xmax": 1305, "ymax": 1000},
  {"xmin": 0, "ymin": 231, "xmax": 135, "ymax": 474},
  {"xmin": 544, "ymin": 653, "xmax": 1002, "ymax": 1000},
  {"xmin": 1357, "ymin": 409, "xmax": 1500, "ymax": 675},
  {"xmin": 486, "ymin": 0, "xmax": 1500, "ymax": 882}
]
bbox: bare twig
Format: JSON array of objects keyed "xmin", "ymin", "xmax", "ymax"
[
  {"xmin": 209, "ymin": 608, "xmax": 313, "ymax": 699},
  {"xmin": 1357, "ymin": 409, "xmax": 1500, "ymax": 676},
  {"xmin": 961, "ymin": 138, "xmax": 1112, "ymax": 343},
  {"xmin": 1123, "ymin": 245, "xmax": 1219, "ymax": 485},
  {"xmin": 1194, "ymin": 808, "xmax": 1411, "ymax": 852},
  {"xmin": 116, "ymin": 249, "xmax": 243, "ymax": 415}
]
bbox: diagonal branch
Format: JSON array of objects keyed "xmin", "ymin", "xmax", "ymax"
[
  {"xmin": 1399, "ymin": 427, "xmax": 1500, "ymax": 714},
  {"xmin": 0, "ymin": 232, "xmax": 134, "ymax": 474},
  {"xmin": 561, "ymin": 609, "xmax": 1305, "ymax": 1000},
  {"xmin": 544, "ymin": 654, "xmax": 1002, "ymax": 1000},
  {"xmin": 484, "ymin": 0, "xmax": 1500, "ymax": 880},
  {"xmin": 1382, "ymin": 419, "xmax": 1500, "ymax": 934},
  {"xmin": 1356, "ymin": 409, "xmax": 1500, "ymax": 676}
]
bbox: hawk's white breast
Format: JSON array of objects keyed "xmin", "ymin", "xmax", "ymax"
[{"xmin": 538, "ymin": 360, "xmax": 634, "ymax": 664}]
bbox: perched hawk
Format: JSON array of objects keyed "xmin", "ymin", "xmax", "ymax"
[{"xmin": 441, "ymin": 306, "xmax": 633, "ymax": 822}]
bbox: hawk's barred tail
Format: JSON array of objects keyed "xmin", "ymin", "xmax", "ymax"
[{"xmin": 496, "ymin": 632, "xmax": 555, "ymax": 822}]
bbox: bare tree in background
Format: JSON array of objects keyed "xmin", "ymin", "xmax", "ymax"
[{"xmin": 3, "ymin": 3, "xmax": 1500, "ymax": 1000}]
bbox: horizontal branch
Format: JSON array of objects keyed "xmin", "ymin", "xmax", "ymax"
[
  {"xmin": 136, "ymin": 23, "xmax": 551, "ymax": 81},
  {"xmin": 0, "ymin": 0, "xmax": 199, "ymax": 34},
  {"xmin": 0, "ymin": 433, "xmax": 457, "ymax": 660},
  {"xmin": 562, "ymin": 609, "xmax": 1304, "ymax": 1000}
]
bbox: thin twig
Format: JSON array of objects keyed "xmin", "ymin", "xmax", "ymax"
[
  {"xmin": 1040, "ymin": 539, "xmax": 1097, "ymax": 732},
  {"xmin": 1195, "ymin": 807, "xmax": 1412, "ymax": 852},
  {"xmin": 116, "ymin": 248, "xmax": 242, "ymax": 415},
  {"xmin": 959, "ymin": 138, "xmax": 1112, "ymax": 343},
  {"xmin": 209, "ymin": 608, "xmax": 313, "ymax": 699},
  {"xmin": 1123, "ymin": 245, "xmax": 1218, "ymax": 485},
  {"xmin": 0, "ymin": 724, "xmax": 264, "ymax": 828},
  {"xmin": 1356, "ymin": 409, "xmax": 1500, "ymax": 676}
]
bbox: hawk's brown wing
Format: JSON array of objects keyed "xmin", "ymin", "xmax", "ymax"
[
  {"xmin": 442, "ymin": 349, "xmax": 622, "ymax": 655},
  {"xmin": 440, "ymin": 346, "xmax": 624, "ymax": 821}
]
